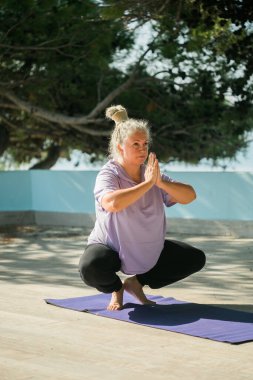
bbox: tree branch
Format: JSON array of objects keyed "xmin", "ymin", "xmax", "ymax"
[
  {"xmin": 176, "ymin": 0, "xmax": 182, "ymax": 22},
  {"xmin": 0, "ymin": 42, "xmax": 76, "ymax": 51},
  {"xmin": 29, "ymin": 145, "xmax": 61, "ymax": 170},
  {"xmin": 0, "ymin": 88, "xmax": 111, "ymax": 136},
  {"xmin": 87, "ymin": 73, "xmax": 136, "ymax": 119},
  {"xmin": 0, "ymin": 46, "xmax": 152, "ymax": 137},
  {"xmin": 1, "ymin": 10, "xmax": 34, "ymax": 42},
  {"xmin": 88, "ymin": 46, "xmax": 153, "ymax": 118},
  {"xmin": 0, "ymin": 102, "xmax": 20, "ymax": 110},
  {"xmin": 157, "ymin": 0, "xmax": 171, "ymax": 16}
]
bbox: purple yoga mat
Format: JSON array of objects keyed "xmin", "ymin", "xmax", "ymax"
[{"xmin": 45, "ymin": 293, "xmax": 253, "ymax": 344}]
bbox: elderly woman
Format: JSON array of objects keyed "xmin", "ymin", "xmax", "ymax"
[{"xmin": 79, "ymin": 105, "xmax": 205, "ymax": 310}]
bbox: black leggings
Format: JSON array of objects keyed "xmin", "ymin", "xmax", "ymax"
[{"xmin": 79, "ymin": 240, "xmax": 206, "ymax": 293}]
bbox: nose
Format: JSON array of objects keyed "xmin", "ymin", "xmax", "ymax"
[{"xmin": 140, "ymin": 144, "xmax": 148, "ymax": 151}]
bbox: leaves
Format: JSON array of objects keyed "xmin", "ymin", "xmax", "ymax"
[{"xmin": 0, "ymin": 0, "xmax": 253, "ymax": 168}]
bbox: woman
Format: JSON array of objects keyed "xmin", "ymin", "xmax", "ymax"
[{"xmin": 79, "ymin": 105, "xmax": 206, "ymax": 310}]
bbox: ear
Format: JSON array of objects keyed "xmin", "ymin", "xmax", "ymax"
[{"xmin": 117, "ymin": 143, "xmax": 123, "ymax": 155}]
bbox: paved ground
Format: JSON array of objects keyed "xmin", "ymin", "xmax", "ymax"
[{"xmin": 0, "ymin": 226, "xmax": 252, "ymax": 380}]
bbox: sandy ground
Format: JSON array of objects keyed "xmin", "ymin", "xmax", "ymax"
[{"xmin": 0, "ymin": 226, "xmax": 252, "ymax": 380}]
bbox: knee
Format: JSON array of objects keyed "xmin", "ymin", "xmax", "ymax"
[
  {"xmin": 79, "ymin": 250, "xmax": 104, "ymax": 281},
  {"xmin": 195, "ymin": 249, "xmax": 206, "ymax": 271}
]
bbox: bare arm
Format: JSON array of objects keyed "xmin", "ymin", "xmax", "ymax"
[
  {"xmin": 101, "ymin": 153, "xmax": 195, "ymax": 212},
  {"xmin": 157, "ymin": 180, "xmax": 196, "ymax": 204},
  {"xmin": 102, "ymin": 180, "xmax": 153, "ymax": 212},
  {"xmin": 155, "ymin": 159, "xmax": 196, "ymax": 204},
  {"xmin": 102, "ymin": 154, "xmax": 157, "ymax": 212}
]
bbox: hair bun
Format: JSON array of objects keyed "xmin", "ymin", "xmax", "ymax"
[{"xmin": 105, "ymin": 105, "xmax": 128, "ymax": 124}]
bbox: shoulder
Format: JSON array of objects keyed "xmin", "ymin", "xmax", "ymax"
[
  {"xmin": 98, "ymin": 160, "xmax": 120, "ymax": 178},
  {"xmin": 95, "ymin": 160, "xmax": 120, "ymax": 188},
  {"xmin": 94, "ymin": 160, "xmax": 121, "ymax": 195}
]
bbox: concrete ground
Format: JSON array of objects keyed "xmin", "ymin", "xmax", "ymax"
[{"xmin": 0, "ymin": 226, "xmax": 252, "ymax": 380}]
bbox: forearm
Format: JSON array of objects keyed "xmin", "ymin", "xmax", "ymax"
[
  {"xmin": 157, "ymin": 180, "xmax": 196, "ymax": 204},
  {"xmin": 102, "ymin": 180, "xmax": 153, "ymax": 212}
]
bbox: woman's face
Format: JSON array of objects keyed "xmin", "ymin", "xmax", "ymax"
[{"xmin": 118, "ymin": 131, "xmax": 149, "ymax": 166}]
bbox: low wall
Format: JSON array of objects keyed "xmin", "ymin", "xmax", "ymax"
[{"xmin": 0, "ymin": 170, "xmax": 252, "ymax": 237}]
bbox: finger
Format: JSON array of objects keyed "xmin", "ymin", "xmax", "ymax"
[
  {"xmin": 156, "ymin": 160, "xmax": 161, "ymax": 176},
  {"xmin": 151, "ymin": 159, "xmax": 157, "ymax": 175},
  {"xmin": 148, "ymin": 152, "xmax": 152, "ymax": 166},
  {"xmin": 155, "ymin": 159, "xmax": 159, "ymax": 172},
  {"xmin": 150, "ymin": 152, "xmax": 155, "ymax": 165}
]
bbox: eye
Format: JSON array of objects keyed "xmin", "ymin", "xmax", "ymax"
[{"xmin": 131, "ymin": 141, "xmax": 149, "ymax": 149}]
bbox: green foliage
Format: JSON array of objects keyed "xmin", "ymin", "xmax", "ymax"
[
  {"xmin": 0, "ymin": 0, "xmax": 133, "ymax": 164},
  {"xmin": 0, "ymin": 0, "xmax": 253, "ymax": 168}
]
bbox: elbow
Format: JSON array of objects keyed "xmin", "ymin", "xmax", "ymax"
[
  {"xmin": 102, "ymin": 194, "xmax": 122, "ymax": 213},
  {"xmin": 191, "ymin": 189, "xmax": 197, "ymax": 202},
  {"xmin": 105, "ymin": 204, "xmax": 119, "ymax": 213},
  {"xmin": 110, "ymin": 206, "xmax": 121, "ymax": 213},
  {"xmin": 187, "ymin": 187, "xmax": 197, "ymax": 204},
  {"xmin": 180, "ymin": 187, "xmax": 197, "ymax": 205},
  {"xmin": 105, "ymin": 199, "xmax": 122, "ymax": 213}
]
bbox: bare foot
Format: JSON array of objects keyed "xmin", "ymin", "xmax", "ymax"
[
  {"xmin": 107, "ymin": 287, "xmax": 124, "ymax": 311},
  {"xmin": 124, "ymin": 276, "xmax": 156, "ymax": 305}
]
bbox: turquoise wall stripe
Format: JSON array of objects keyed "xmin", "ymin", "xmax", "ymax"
[
  {"xmin": 0, "ymin": 171, "xmax": 33, "ymax": 210},
  {"xmin": 0, "ymin": 171, "xmax": 253, "ymax": 221},
  {"xmin": 31, "ymin": 170, "xmax": 97, "ymax": 213},
  {"xmin": 164, "ymin": 172, "xmax": 253, "ymax": 221}
]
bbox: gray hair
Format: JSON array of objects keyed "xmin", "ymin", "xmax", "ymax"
[{"xmin": 105, "ymin": 105, "xmax": 151, "ymax": 160}]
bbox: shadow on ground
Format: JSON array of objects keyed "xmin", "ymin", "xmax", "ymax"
[{"xmin": 0, "ymin": 227, "xmax": 252, "ymax": 305}]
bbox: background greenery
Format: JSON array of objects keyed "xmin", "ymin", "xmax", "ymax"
[{"xmin": 0, "ymin": 0, "xmax": 252, "ymax": 169}]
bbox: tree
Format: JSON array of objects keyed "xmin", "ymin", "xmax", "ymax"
[
  {"xmin": 0, "ymin": 0, "xmax": 134, "ymax": 167},
  {"xmin": 0, "ymin": 0, "xmax": 253, "ymax": 168}
]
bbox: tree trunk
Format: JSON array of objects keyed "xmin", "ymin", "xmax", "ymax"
[
  {"xmin": 29, "ymin": 145, "xmax": 61, "ymax": 169},
  {"xmin": 0, "ymin": 125, "xmax": 10, "ymax": 156}
]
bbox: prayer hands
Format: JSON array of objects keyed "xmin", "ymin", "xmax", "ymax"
[{"xmin": 144, "ymin": 152, "xmax": 163, "ymax": 187}]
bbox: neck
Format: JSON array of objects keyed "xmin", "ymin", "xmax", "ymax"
[{"xmin": 117, "ymin": 159, "xmax": 142, "ymax": 182}]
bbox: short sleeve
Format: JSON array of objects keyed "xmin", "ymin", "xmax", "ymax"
[
  {"xmin": 160, "ymin": 172, "xmax": 177, "ymax": 207},
  {"xmin": 94, "ymin": 167, "xmax": 120, "ymax": 206}
]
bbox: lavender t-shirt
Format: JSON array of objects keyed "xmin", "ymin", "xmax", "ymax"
[{"xmin": 88, "ymin": 160, "xmax": 176, "ymax": 275}]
